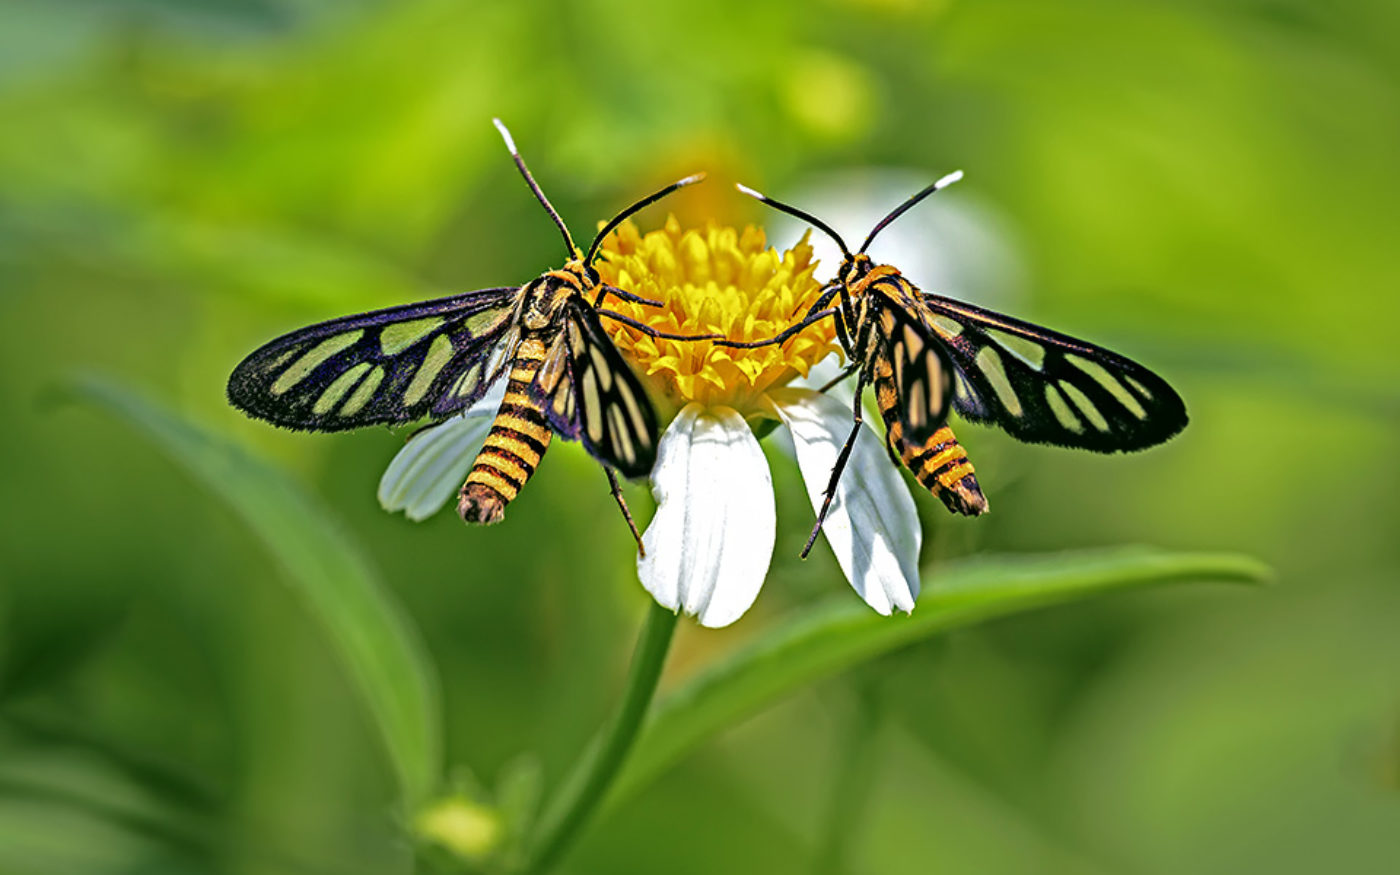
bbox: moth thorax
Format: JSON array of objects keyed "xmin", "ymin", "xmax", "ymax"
[
  {"xmin": 841, "ymin": 254, "xmax": 875, "ymax": 287},
  {"xmin": 562, "ymin": 258, "xmax": 599, "ymax": 287},
  {"xmin": 521, "ymin": 280, "xmax": 573, "ymax": 331}
]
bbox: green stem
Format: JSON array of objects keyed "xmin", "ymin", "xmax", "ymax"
[{"xmin": 523, "ymin": 601, "xmax": 679, "ymax": 874}]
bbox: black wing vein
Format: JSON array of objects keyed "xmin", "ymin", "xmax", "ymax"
[
  {"xmin": 227, "ymin": 287, "xmax": 518, "ymax": 432},
  {"xmin": 531, "ymin": 301, "xmax": 660, "ymax": 479},
  {"xmin": 920, "ymin": 293, "xmax": 1188, "ymax": 452}
]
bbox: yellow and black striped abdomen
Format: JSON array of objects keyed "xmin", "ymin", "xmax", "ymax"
[
  {"xmin": 873, "ymin": 351, "xmax": 988, "ymax": 517},
  {"xmin": 458, "ymin": 335, "xmax": 554, "ymax": 525}
]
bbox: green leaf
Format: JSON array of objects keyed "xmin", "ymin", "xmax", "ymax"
[
  {"xmin": 71, "ymin": 376, "xmax": 441, "ymax": 809},
  {"xmin": 611, "ymin": 547, "xmax": 1270, "ymax": 806}
]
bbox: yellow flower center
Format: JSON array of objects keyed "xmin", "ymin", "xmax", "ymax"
[{"xmin": 596, "ymin": 217, "xmax": 837, "ymax": 414}]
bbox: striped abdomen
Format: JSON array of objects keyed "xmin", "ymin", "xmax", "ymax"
[
  {"xmin": 458, "ymin": 336, "xmax": 553, "ymax": 525},
  {"xmin": 873, "ymin": 352, "xmax": 989, "ymax": 517}
]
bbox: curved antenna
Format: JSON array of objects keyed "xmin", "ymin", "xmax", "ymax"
[
  {"xmin": 735, "ymin": 183, "xmax": 852, "ymax": 260},
  {"xmin": 585, "ymin": 172, "xmax": 707, "ymax": 265},
  {"xmin": 858, "ymin": 170, "xmax": 962, "ymax": 254},
  {"xmin": 493, "ymin": 118, "xmax": 576, "ymax": 257}
]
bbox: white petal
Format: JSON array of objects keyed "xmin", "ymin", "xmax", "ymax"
[
  {"xmin": 463, "ymin": 375, "xmax": 510, "ymax": 421},
  {"xmin": 638, "ymin": 404, "xmax": 776, "ymax": 628},
  {"xmin": 377, "ymin": 380, "xmax": 506, "ymax": 521},
  {"xmin": 768, "ymin": 387, "xmax": 922, "ymax": 615}
]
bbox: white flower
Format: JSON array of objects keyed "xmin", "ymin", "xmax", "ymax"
[
  {"xmin": 599, "ymin": 220, "xmax": 922, "ymax": 628},
  {"xmin": 377, "ymin": 219, "xmax": 927, "ymax": 629},
  {"xmin": 636, "ymin": 404, "xmax": 774, "ymax": 629}
]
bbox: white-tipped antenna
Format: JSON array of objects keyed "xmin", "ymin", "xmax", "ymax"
[
  {"xmin": 492, "ymin": 118, "xmax": 576, "ymax": 256},
  {"xmin": 492, "ymin": 117, "xmax": 518, "ymax": 155},
  {"xmin": 734, "ymin": 182, "xmax": 852, "ymax": 258},
  {"xmin": 586, "ymin": 171, "xmax": 710, "ymax": 265},
  {"xmin": 859, "ymin": 169, "xmax": 966, "ymax": 254}
]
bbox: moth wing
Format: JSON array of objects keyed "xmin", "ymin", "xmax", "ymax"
[
  {"xmin": 530, "ymin": 302, "xmax": 659, "ymax": 478},
  {"xmin": 920, "ymin": 293, "xmax": 1188, "ymax": 452},
  {"xmin": 227, "ymin": 287, "xmax": 518, "ymax": 432},
  {"xmin": 875, "ymin": 299, "xmax": 957, "ymax": 446}
]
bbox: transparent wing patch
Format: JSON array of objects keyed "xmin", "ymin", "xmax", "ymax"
[
  {"xmin": 920, "ymin": 292, "xmax": 1188, "ymax": 452},
  {"xmin": 531, "ymin": 302, "xmax": 660, "ymax": 479},
  {"xmin": 227, "ymin": 287, "xmax": 518, "ymax": 432},
  {"xmin": 875, "ymin": 298, "xmax": 956, "ymax": 446}
]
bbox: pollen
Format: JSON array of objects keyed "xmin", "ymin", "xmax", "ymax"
[{"xmin": 596, "ymin": 217, "xmax": 837, "ymax": 413}]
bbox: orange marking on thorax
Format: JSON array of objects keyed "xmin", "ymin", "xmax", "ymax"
[
  {"xmin": 849, "ymin": 264, "xmax": 903, "ymax": 297},
  {"xmin": 542, "ymin": 270, "xmax": 583, "ymax": 289}
]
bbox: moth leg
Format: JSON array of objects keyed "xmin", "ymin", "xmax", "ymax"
[
  {"xmin": 801, "ymin": 372, "xmax": 869, "ymax": 559},
  {"xmin": 808, "ymin": 283, "xmax": 843, "ymax": 318},
  {"xmin": 714, "ymin": 284, "xmax": 843, "ymax": 350},
  {"xmin": 604, "ymin": 466, "xmax": 645, "ymax": 556},
  {"xmin": 816, "ymin": 361, "xmax": 862, "ymax": 394},
  {"xmin": 713, "ymin": 308, "xmax": 840, "ymax": 350},
  {"xmin": 594, "ymin": 284, "xmax": 663, "ymax": 309},
  {"xmin": 882, "ymin": 420, "xmax": 903, "ymax": 468},
  {"xmin": 832, "ymin": 303, "xmax": 854, "ymax": 360},
  {"xmin": 595, "ymin": 309, "xmax": 724, "ymax": 342}
]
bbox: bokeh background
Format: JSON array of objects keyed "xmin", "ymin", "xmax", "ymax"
[{"xmin": 1, "ymin": 0, "xmax": 1397, "ymax": 872}]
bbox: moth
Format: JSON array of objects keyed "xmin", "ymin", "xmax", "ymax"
[
  {"xmin": 227, "ymin": 120, "xmax": 719, "ymax": 544},
  {"xmin": 722, "ymin": 173, "xmax": 1189, "ymax": 554}
]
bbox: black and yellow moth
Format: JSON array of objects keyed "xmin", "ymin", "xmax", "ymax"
[
  {"xmin": 228, "ymin": 120, "xmax": 718, "ymax": 542},
  {"xmin": 723, "ymin": 173, "xmax": 1189, "ymax": 554}
]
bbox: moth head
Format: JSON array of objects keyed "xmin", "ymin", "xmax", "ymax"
[
  {"xmin": 557, "ymin": 255, "xmax": 594, "ymax": 291},
  {"xmin": 838, "ymin": 253, "xmax": 874, "ymax": 287},
  {"xmin": 567, "ymin": 258, "xmax": 601, "ymax": 289}
]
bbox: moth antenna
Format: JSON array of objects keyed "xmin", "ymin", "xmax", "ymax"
[
  {"xmin": 493, "ymin": 118, "xmax": 577, "ymax": 258},
  {"xmin": 735, "ymin": 183, "xmax": 852, "ymax": 260},
  {"xmin": 858, "ymin": 170, "xmax": 963, "ymax": 254},
  {"xmin": 586, "ymin": 172, "xmax": 707, "ymax": 265}
]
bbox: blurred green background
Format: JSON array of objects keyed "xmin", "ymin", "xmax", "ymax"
[{"xmin": 1, "ymin": 0, "xmax": 1397, "ymax": 872}]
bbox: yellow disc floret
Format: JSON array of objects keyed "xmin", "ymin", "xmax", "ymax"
[{"xmin": 596, "ymin": 217, "xmax": 837, "ymax": 414}]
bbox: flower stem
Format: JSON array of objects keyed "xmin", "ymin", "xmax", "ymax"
[{"xmin": 523, "ymin": 601, "xmax": 678, "ymax": 874}]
